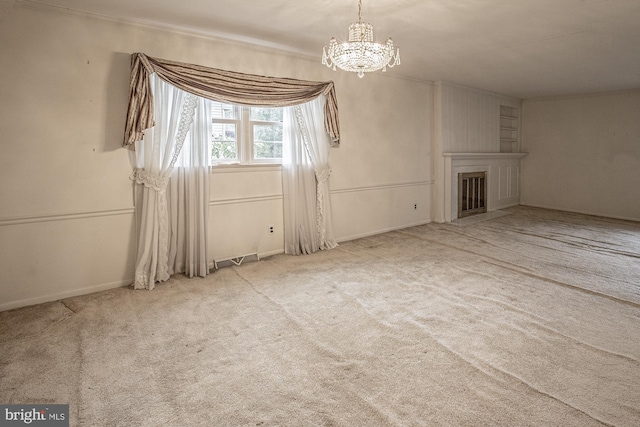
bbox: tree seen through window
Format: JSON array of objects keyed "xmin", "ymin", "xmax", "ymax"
[{"xmin": 211, "ymin": 102, "xmax": 283, "ymax": 163}]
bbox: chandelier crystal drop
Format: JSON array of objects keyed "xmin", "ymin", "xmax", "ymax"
[{"xmin": 322, "ymin": 0, "xmax": 400, "ymax": 78}]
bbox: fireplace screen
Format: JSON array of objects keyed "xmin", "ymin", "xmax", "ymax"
[{"xmin": 458, "ymin": 172, "xmax": 487, "ymax": 218}]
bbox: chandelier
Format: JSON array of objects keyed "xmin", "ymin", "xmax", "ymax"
[{"xmin": 322, "ymin": 0, "xmax": 400, "ymax": 78}]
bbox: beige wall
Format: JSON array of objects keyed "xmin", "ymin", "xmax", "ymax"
[
  {"xmin": 0, "ymin": 4, "xmax": 432, "ymax": 310},
  {"xmin": 521, "ymin": 90, "xmax": 640, "ymax": 221}
]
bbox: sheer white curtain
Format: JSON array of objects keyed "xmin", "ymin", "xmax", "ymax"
[
  {"xmin": 167, "ymin": 94, "xmax": 211, "ymax": 279},
  {"xmin": 282, "ymin": 95, "xmax": 337, "ymax": 255},
  {"xmin": 130, "ymin": 73, "xmax": 211, "ymax": 289}
]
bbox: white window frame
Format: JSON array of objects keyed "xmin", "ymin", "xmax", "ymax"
[{"xmin": 212, "ymin": 103, "xmax": 283, "ymax": 165}]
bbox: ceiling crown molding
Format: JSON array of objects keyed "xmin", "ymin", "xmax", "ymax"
[{"xmin": 15, "ymin": 0, "xmax": 315, "ymax": 58}]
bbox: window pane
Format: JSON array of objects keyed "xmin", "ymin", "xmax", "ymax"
[
  {"xmin": 212, "ymin": 123, "xmax": 237, "ymax": 160},
  {"xmin": 212, "ymin": 101, "xmax": 236, "ymax": 119},
  {"xmin": 254, "ymin": 124, "xmax": 283, "ymax": 159},
  {"xmin": 250, "ymin": 107, "xmax": 283, "ymax": 122}
]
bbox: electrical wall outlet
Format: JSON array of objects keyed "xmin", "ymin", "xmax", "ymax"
[
  {"xmin": 268, "ymin": 225, "xmax": 275, "ymax": 234},
  {"xmin": 414, "ymin": 204, "xmax": 417, "ymax": 210}
]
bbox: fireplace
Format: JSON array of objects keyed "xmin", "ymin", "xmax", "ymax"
[
  {"xmin": 458, "ymin": 172, "xmax": 487, "ymax": 218},
  {"xmin": 441, "ymin": 153, "xmax": 527, "ymax": 223}
]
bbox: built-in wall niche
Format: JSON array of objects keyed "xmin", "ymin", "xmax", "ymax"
[{"xmin": 499, "ymin": 105, "xmax": 519, "ymax": 153}]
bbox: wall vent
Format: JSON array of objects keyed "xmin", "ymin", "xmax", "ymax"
[
  {"xmin": 213, "ymin": 253, "xmax": 260, "ymax": 270},
  {"xmin": 458, "ymin": 172, "xmax": 487, "ymax": 218}
]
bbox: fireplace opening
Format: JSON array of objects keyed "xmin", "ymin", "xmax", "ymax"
[{"xmin": 458, "ymin": 172, "xmax": 487, "ymax": 218}]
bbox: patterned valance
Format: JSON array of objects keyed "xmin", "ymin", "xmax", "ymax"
[{"xmin": 124, "ymin": 53, "xmax": 340, "ymax": 148}]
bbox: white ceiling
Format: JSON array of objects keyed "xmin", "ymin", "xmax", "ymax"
[{"xmin": 32, "ymin": 0, "xmax": 640, "ymax": 98}]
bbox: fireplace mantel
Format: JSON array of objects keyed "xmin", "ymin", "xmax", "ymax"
[{"xmin": 442, "ymin": 152, "xmax": 528, "ymax": 222}]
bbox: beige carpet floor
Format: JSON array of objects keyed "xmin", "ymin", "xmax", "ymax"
[{"xmin": 1, "ymin": 206, "xmax": 639, "ymax": 426}]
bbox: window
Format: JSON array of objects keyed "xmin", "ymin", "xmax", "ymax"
[{"xmin": 211, "ymin": 101, "xmax": 284, "ymax": 164}]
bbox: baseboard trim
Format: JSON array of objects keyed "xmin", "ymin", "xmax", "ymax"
[
  {"xmin": 258, "ymin": 249, "xmax": 286, "ymax": 258},
  {"xmin": 0, "ymin": 279, "xmax": 133, "ymax": 312},
  {"xmin": 337, "ymin": 220, "xmax": 431, "ymax": 244},
  {"xmin": 520, "ymin": 203, "xmax": 640, "ymax": 223},
  {"xmin": 209, "ymin": 248, "xmax": 285, "ymax": 268},
  {"xmin": 489, "ymin": 201, "xmax": 520, "ymax": 212}
]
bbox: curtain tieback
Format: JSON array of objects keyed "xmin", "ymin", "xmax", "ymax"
[
  {"xmin": 130, "ymin": 168, "xmax": 169, "ymax": 191},
  {"xmin": 315, "ymin": 167, "xmax": 332, "ymax": 183}
]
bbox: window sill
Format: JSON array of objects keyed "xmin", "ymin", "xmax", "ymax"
[{"xmin": 210, "ymin": 163, "xmax": 283, "ymax": 174}]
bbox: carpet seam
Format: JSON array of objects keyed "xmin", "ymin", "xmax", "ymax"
[
  {"xmin": 405, "ymin": 319, "xmax": 618, "ymax": 427},
  {"xmin": 396, "ymin": 230, "xmax": 640, "ymax": 309},
  {"xmin": 449, "ymin": 287, "xmax": 640, "ymax": 365}
]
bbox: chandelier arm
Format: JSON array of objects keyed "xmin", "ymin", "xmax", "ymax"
[{"xmin": 321, "ymin": 0, "xmax": 400, "ymax": 78}]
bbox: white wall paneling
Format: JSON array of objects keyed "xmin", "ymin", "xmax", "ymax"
[
  {"xmin": 443, "ymin": 153, "xmax": 527, "ymax": 223},
  {"xmin": 498, "ymin": 165, "xmax": 520, "ymax": 200},
  {"xmin": 438, "ymin": 83, "xmax": 500, "ymax": 153},
  {"xmin": 433, "ymin": 83, "xmax": 524, "ymax": 222}
]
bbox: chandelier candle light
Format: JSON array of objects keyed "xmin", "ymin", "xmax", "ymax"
[{"xmin": 322, "ymin": 0, "xmax": 400, "ymax": 78}]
